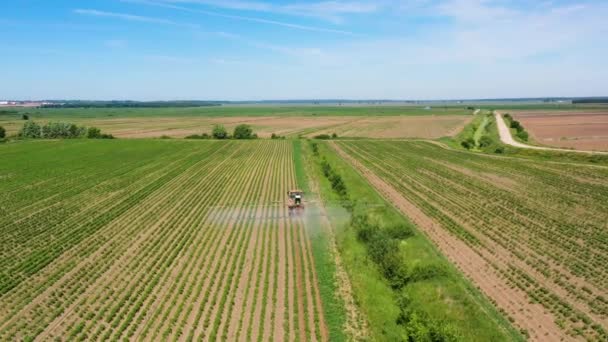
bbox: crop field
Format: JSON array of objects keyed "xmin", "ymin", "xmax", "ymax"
[
  {"xmin": 513, "ymin": 111, "xmax": 608, "ymax": 151},
  {"xmin": 0, "ymin": 140, "xmax": 327, "ymax": 341},
  {"xmin": 333, "ymin": 140, "xmax": 608, "ymax": 340},
  {"xmin": 0, "ymin": 106, "xmax": 472, "ymax": 139}
]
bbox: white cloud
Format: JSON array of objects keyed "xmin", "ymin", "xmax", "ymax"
[
  {"xmin": 73, "ymin": 8, "xmax": 199, "ymax": 29},
  {"xmin": 144, "ymin": 0, "xmax": 380, "ymax": 23},
  {"xmin": 123, "ymin": 0, "xmax": 357, "ymax": 35}
]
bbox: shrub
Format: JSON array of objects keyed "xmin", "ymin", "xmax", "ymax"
[
  {"xmin": 212, "ymin": 124, "xmax": 228, "ymax": 139},
  {"xmin": 385, "ymin": 224, "xmax": 414, "ymax": 240},
  {"xmin": 314, "ymin": 134, "xmax": 331, "ymax": 140},
  {"xmin": 510, "ymin": 120, "xmax": 522, "ymax": 131},
  {"xmin": 185, "ymin": 133, "xmax": 211, "ymax": 139},
  {"xmin": 233, "ymin": 124, "xmax": 255, "ymax": 139},
  {"xmin": 22, "ymin": 114, "xmax": 29, "ymax": 120},
  {"xmin": 494, "ymin": 146, "xmax": 505, "ymax": 154},
  {"xmin": 0, "ymin": 126, "xmax": 5, "ymax": 139},
  {"xmin": 461, "ymin": 138, "xmax": 475, "ymax": 149},
  {"xmin": 20, "ymin": 121, "xmax": 41, "ymax": 138},
  {"xmin": 516, "ymin": 130, "xmax": 529, "ymax": 141},
  {"xmin": 87, "ymin": 127, "xmax": 114, "ymax": 139},
  {"xmin": 310, "ymin": 142, "xmax": 319, "ymax": 155},
  {"xmin": 478, "ymin": 135, "xmax": 493, "ymax": 148},
  {"xmin": 331, "ymin": 133, "xmax": 338, "ymax": 139},
  {"xmin": 87, "ymin": 127, "xmax": 101, "ymax": 138},
  {"xmin": 409, "ymin": 263, "xmax": 447, "ymax": 282}
]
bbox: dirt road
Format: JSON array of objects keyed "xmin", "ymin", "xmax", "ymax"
[{"xmin": 495, "ymin": 111, "xmax": 608, "ymax": 154}]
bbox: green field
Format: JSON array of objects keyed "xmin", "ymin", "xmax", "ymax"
[
  {"xmin": 1, "ymin": 105, "xmax": 470, "ymax": 120},
  {"xmin": 334, "ymin": 140, "xmax": 608, "ymax": 340},
  {"xmin": 2, "ymin": 104, "xmax": 608, "ymax": 341}
]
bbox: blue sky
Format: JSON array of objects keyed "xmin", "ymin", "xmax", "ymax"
[{"xmin": 1, "ymin": 0, "xmax": 607, "ymax": 100}]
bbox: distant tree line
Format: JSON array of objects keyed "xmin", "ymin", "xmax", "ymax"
[
  {"xmin": 18, "ymin": 121, "xmax": 114, "ymax": 139},
  {"xmin": 572, "ymin": 98, "xmax": 608, "ymax": 104},
  {"xmin": 41, "ymin": 101, "xmax": 223, "ymax": 109}
]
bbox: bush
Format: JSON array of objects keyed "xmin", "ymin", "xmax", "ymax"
[
  {"xmin": 212, "ymin": 124, "xmax": 228, "ymax": 139},
  {"xmin": 409, "ymin": 263, "xmax": 447, "ymax": 282},
  {"xmin": 510, "ymin": 120, "xmax": 522, "ymax": 131},
  {"xmin": 20, "ymin": 121, "xmax": 41, "ymax": 138},
  {"xmin": 314, "ymin": 134, "xmax": 331, "ymax": 140},
  {"xmin": 460, "ymin": 137, "xmax": 475, "ymax": 149},
  {"xmin": 185, "ymin": 133, "xmax": 211, "ymax": 139},
  {"xmin": 87, "ymin": 127, "xmax": 101, "ymax": 139},
  {"xmin": 478, "ymin": 135, "xmax": 493, "ymax": 148},
  {"xmin": 331, "ymin": 133, "xmax": 338, "ymax": 139},
  {"xmin": 385, "ymin": 224, "xmax": 414, "ymax": 240},
  {"xmin": 233, "ymin": 124, "xmax": 255, "ymax": 139},
  {"xmin": 22, "ymin": 114, "xmax": 29, "ymax": 120},
  {"xmin": 0, "ymin": 126, "xmax": 5, "ymax": 139},
  {"xmin": 87, "ymin": 127, "xmax": 114, "ymax": 139},
  {"xmin": 270, "ymin": 133, "xmax": 285, "ymax": 140},
  {"xmin": 516, "ymin": 130, "xmax": 529, "ymax": 141},
  {"xmin": 494, "ymin": 146, "xmax": 505, "ymax": 154}
]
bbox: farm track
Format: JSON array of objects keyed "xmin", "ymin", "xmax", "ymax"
[
  {"xmin": 332, "ymin": 140, "xmax": 608, "ymax": 341},
  {"xmin": 0, "ymin": 140, "xmax": 327, "ymax": 341}
]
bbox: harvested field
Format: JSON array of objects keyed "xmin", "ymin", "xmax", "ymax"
[
  {"xmin": 513, "ymin": 111, "xmax": 608, "ymax": 151},
  {"xmin": 0, "ymin": 110, "xmax": 472, "ymax": 139},
  {"xmin": 304, "ymin": 115, "xmax": 472, "ymax": 139},
  {"xmin": 333, "ymin": 140, "xmax": 608, "ymax": 341},
  {"xmin": 0, "ymin": 140, "xmax": 327, "ymax": 341}
]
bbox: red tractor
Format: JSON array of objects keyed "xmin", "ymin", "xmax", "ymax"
[{"xmin": 287, "ymin": 190, "xmax": 304, "ymax": 216}]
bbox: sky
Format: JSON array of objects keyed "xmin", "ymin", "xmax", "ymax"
[{"xmin": 1, "ymin": 0, "xmax": 607, "ymax": 101}]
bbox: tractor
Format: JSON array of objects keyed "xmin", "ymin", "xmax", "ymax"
[{"xmin": 287, "ymin": 190, "xmax": 304, "ymax": 216}]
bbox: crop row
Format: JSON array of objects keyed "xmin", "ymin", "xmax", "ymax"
[
  {"xmin": 336, "ymin": 140, "xmax": 608, "ymax": 340},
  {"xmin": 0, "ymin": 140, "xmax": 328, "ymax": 341}
]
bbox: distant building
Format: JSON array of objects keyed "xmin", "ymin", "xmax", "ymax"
[
  {"xmin": 0, "ymin": 101, "xmax": 8, "ymax": 105},
  {"xmin": 424, "ymin": 106, "xmax": 432, "ymax": 110}
]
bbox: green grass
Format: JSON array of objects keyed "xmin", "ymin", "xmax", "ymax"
[
  {"xmin": 308, "ymin": 141, "xmax": 523, "ymax": 341},
  {"xmin": 293, "ymin": 139, "xmax": 347, "ymax": 341},
  {"xmin": 0, "ymin": 105, "xmax": 470, "ymax": 121}
]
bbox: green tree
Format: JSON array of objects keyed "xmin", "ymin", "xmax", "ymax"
[
  {"xmin": 22, "ymin": 114, "xmax": 29, "ymax": 120},
  {"xmin": 516, "ymin": 130, "xmax": 529, "ymax": 141},
  {"xmin": 20, "ymin": 121, "xmax": 41, "ymax": 138},
  {"xmin": 212, "ymin": 124, "xmax": 228, "ymax": 139},
  {"xmin": 87, "ymin": 127, "xmax": 101, "ymax": 139},
  {"xmin": 233, "ymin": 124, "xmax": 254, "ymax": 139},
  {"xmin": 0, "ymin": 126, "xmax": 5, "ymax": 139}
]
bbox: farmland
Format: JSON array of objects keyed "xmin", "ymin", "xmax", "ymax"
[
  {"xmin": 0, "ymin": 140, "xmax": 328, "ymax": 341},
  {"xmin": 0, "ymin": 106, "xmax": 472, "ymax": 139},
  {"xmin": 512, "ymin": 111, "xmax": 608, "ymax": 151},
  {"xmin": 333, "ymin": 140, "xmax": 608, "ymax": 340}
]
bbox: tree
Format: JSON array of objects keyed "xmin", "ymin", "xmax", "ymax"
[
  {"xmin": 233, "ymin": 124, "xmax": 254, "ymax": 139},
  {"xmin": 516, "ymin": 130, "xmax": 529, "ymax": 141},
  {"xmin": 212, "ymin": 124, "xmax": 228, "ymax": 139},
  {"xmin": 22, "ymin": 114, "xmax": 29, "ymax": 120},
  {"xmin": 460, "ymin": 137, "xmax": 475, "ymax": 149},
  {"xmin": 0, "ymin": 126, "xmax": 5, "ymax": 139},
  {"xmin": 87, "ymin": 127, "xmax": 101, "ymax": 139},
  {"xmin": 20, "ymin": 121, "xmax": 41, "ymax": 138}
]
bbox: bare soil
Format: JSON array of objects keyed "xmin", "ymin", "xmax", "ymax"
[{"xmin": 514, "ymin": 111, "xmax": 608, "ymax": 151}]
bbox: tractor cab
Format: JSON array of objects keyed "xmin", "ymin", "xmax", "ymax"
[{"xmin": 287, "ymin": 190, "xmax": 304, "ymax": 213}]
